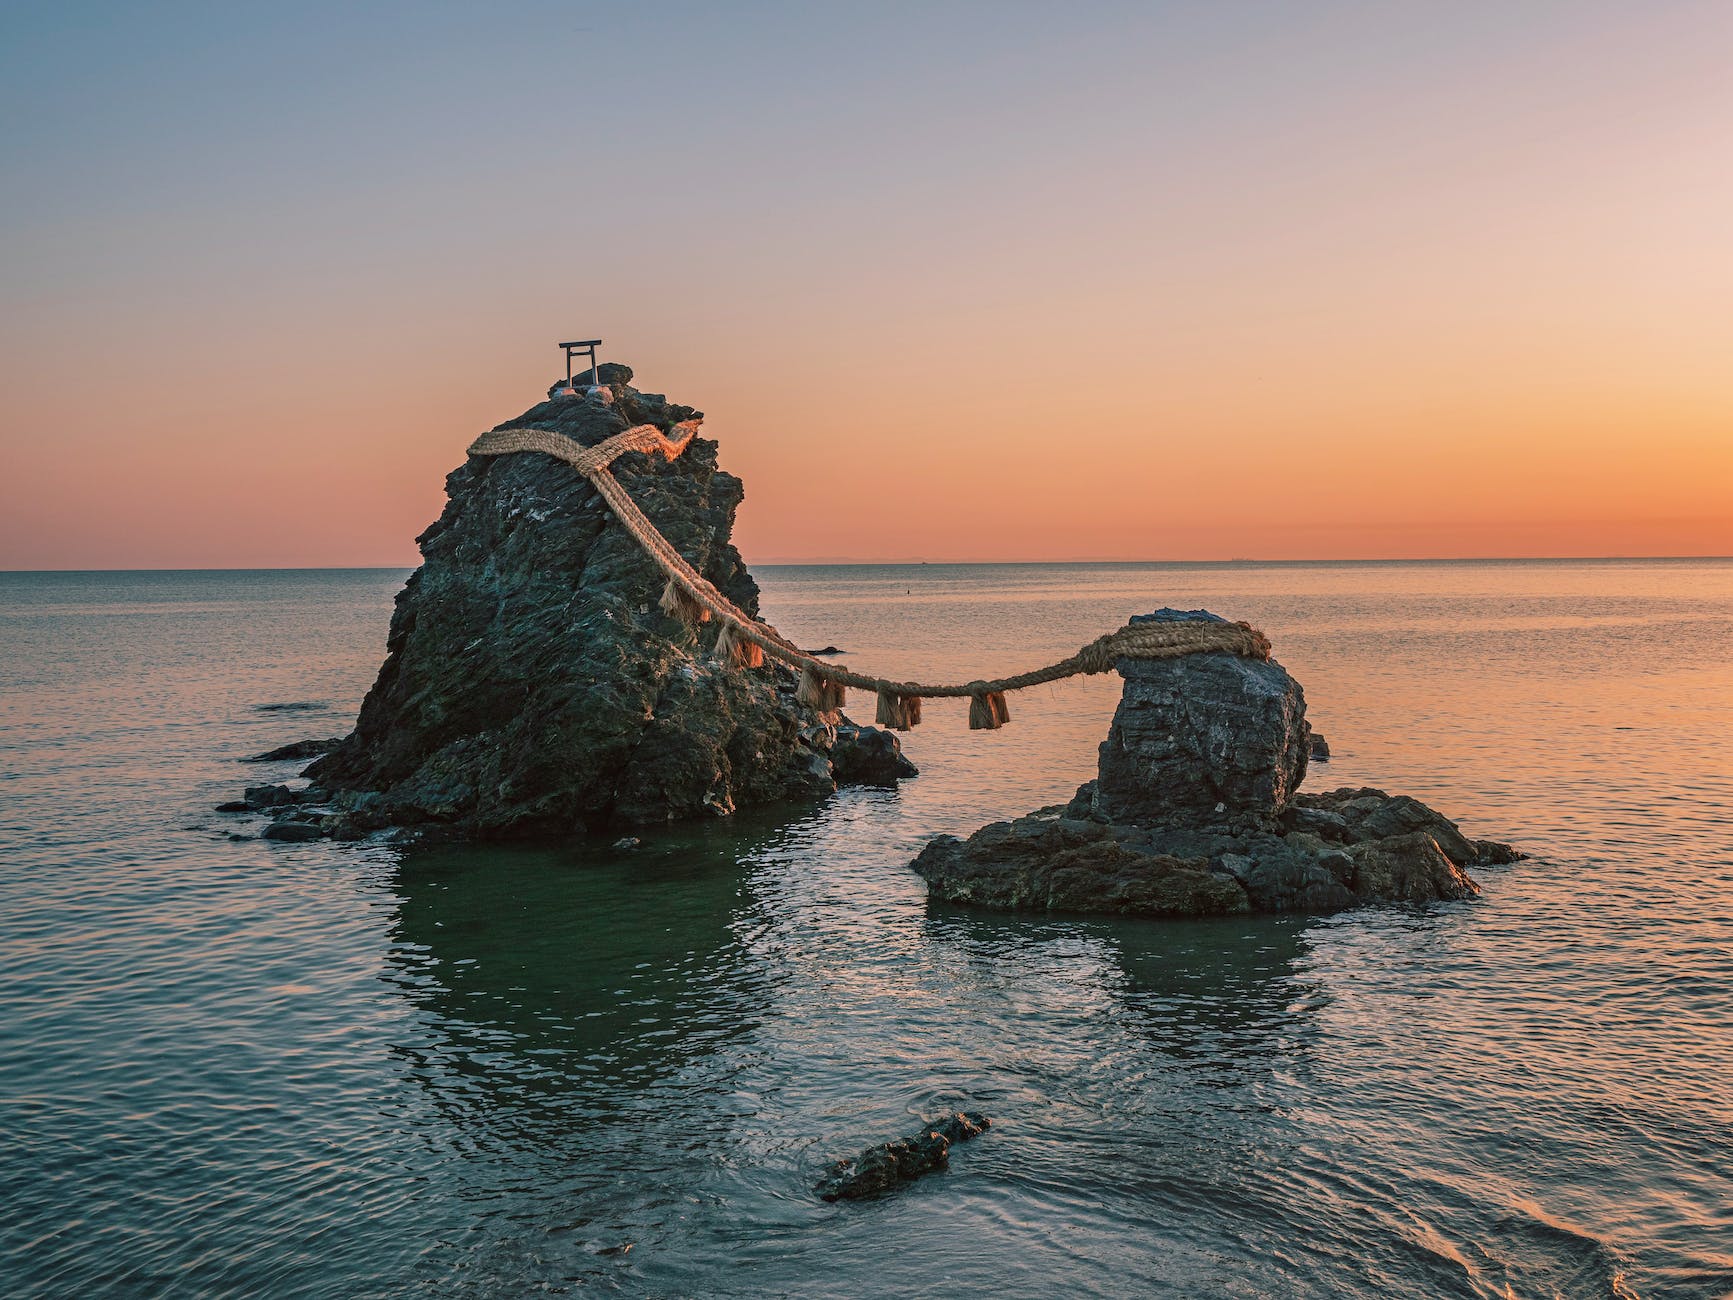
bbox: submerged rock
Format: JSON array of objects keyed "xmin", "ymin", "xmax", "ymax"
[
  {"xmin": 300, "ymin": 367, "xmax": 908, "ymax": 837},
  {"xmin": 913, "ymin": 609, "xmax": 1519, "ymax": 918},
  {"xmin": 814, "ymin": 1112, "xmax": 991, "ymax": 1202},
  {"xmin": 261, "ymin": 820, "xmax": 323, "ymax": 842}
]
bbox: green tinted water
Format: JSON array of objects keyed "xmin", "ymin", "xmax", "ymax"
[{"xmin": 2, "ymin": 562, "xmax": 1730, "ymax": 1297}]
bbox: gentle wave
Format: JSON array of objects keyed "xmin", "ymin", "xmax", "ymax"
[{"xmin": 1, "ymin": 563, "xmax": 1731, "ymax": 1298}]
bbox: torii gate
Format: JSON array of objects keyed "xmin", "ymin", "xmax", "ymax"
[{"xmin": 559, "ymin": 338, "xmax": 603, "ymax": 387}]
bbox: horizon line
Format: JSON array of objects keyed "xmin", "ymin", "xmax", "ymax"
[{"xmin": 5, "ymin": 554, "xmax": 1733, "ymax": 575}]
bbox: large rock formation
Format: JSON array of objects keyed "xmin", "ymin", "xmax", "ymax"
[
  {"xmin": 912, "ymin": 609, "xmax": 1518, "ymax": 916},
  {"xmin": 298, "ymin": 365, "xmax": 913, "ymax": 837}
]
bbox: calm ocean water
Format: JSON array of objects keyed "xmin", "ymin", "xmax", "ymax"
[{"xmin": 2, "ymin": 561, "xmax": 1730, "ymax": 1298}]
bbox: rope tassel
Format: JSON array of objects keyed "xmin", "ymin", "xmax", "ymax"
[
  {"xmin": 875, "ymin": 688, "xmax": 922, "ymax": 731},
  {"xmin": 969, "ymin": 691, "xmax": 1011, "ymax": 730},
  {"xmin": 712, "ymin": 621, "xmax": 764, "ymax": 670},
  {"xmin": 797, "ymin": 665, "xmax": 847, "ymax": 713},
  {"xmin": 659, "ymin": 576, "xmax": 710, "ymax": 627}
]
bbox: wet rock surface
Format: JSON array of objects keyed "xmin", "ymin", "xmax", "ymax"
[
  {"xmin": 241, "ymin": 784, "xmax": 299, "ymax": 810},
  {"xmin": 829, "ymin": 724, "xmax": 919, "ymax": 786},
  {"xmin": 814, "ymin": 1112, "xmax": 991, "ymax": 1202},
  {"xmin": 912, "ymin": 813, "xmax": 1250, "ymax": 917},
  {"xmin": 913, "ymin": 610, "xmax": 1519, "ymax": 917},
  {"xmin": 242, "ymin": 738, "xmax": 343, "ymax": 763},
  {"xmin": 1089, "ymin": 610, "xmax": 1309, "ymax": 831},
  {"xmin": 261, "ymin": 820, "xmax": 323, "ymax": 842},
  {"xmin": 283, "ymin": 367, "xmax": 908, "ymax": 838}
]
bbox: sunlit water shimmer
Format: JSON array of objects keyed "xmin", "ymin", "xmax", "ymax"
[{"xmin": 2, "ymin": 561, "xmax": 1731, "ymax": 1298}]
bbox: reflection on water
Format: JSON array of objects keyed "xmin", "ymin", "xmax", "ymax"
[
  {"xmin": 2, "ymin": 563, "xmax": 1732, "ymax": 1297},
  {"xmin": 387, "ymin": 824, "xmax": 783, "ymax": 1103}
]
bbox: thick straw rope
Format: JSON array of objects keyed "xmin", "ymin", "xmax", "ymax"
[{"xmin": 467, "ymin": 421, "xmax": 1271, "ymax": 717}]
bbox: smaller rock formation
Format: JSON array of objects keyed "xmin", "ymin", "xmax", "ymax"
[
  {"xmin": 912, "ymin": 609, "xmax": 1519, "ymax": 917},
  {"xmin": 814, "ymin": 1112, "xmax": 991, "ymax": 1202},
  {"xmin": 1088, "ymin": 610, "xmax": 1307, "ymax": 830},
  {"xmin": 830, "ymin": 724, "xmax": 920, "ymax": 786}
]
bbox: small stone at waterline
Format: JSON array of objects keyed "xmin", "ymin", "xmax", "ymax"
[
  {"xmin": 243, "ymin": 738, "xmax": 342, "ymax": 763},
  {"xmin": 830, "ymin": 725, "xmax": 919, "ymax": 785},
  {"xmin": 262, "ymin": 821, "xmax": 323, "ymax": 842}
]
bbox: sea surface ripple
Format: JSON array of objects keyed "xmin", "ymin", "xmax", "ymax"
[{"xmin": 1, "ymin": 561, "xmax": 1730, "ymax": 1298}]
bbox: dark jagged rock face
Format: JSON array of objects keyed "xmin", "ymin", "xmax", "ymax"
[
  {"xmin": 306, "ymin": 367, "xmax": 897, "ymax": 835},
  {"xmin": 1092, "ymin": 610, "xmax": 1309, "ymax": 830},
  {"xmin": 829, "ymin": 723, "xmax": 920, "ymax": 786},
  {"xmin": 912, "ymin": 609, "xmax": 1520, "ymax": 917}
]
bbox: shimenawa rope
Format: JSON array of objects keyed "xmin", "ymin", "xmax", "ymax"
[{"xmin": 467, "ymin": 421, "xmax": 1271, "ymax": 731}]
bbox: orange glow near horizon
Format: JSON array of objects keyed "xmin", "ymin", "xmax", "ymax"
[{"xmin": 1, "ymin": 4, "xmax": 1730, "ymax": 568}]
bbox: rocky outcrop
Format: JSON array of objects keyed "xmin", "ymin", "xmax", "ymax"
[
  {"xmin": 242, "ymin": 738, "xmax": 342, "ymax": 763},
  {"xmin": 814, "ymin": 1112, "xmax": 991, "ymax": 1202},
  {"xmin": 1088, "ymin": 610, "xmax": 1309, "ymax": 830},
  {"xmin": 912, "ymin": 813, "xmax": 1250, "ymax": 916},
  {"xmin": 829, "ymin": 724, "xmax": 919, "ymax": 786},
  {"xmin": 913, "ymin": 609, "xmax": 1519, "ymax": 917},
  {"xmin": 298, "ymin": 365, "xmax": 907, "ymax": 837}
]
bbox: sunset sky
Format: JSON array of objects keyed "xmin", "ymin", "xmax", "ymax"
[{"xmin": 2, "ymin": 1, "xmax": 1729, "ymax": 567}]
